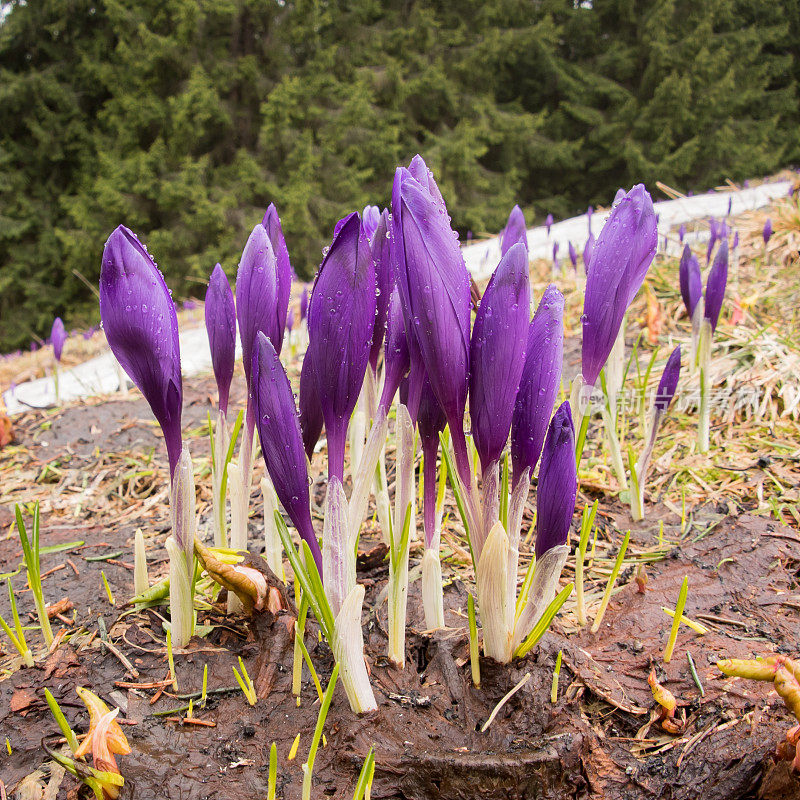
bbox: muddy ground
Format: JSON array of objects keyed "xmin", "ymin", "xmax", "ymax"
[{"xmin": 1, "ymin": 381, "xmax": 800, "ymax": 799}]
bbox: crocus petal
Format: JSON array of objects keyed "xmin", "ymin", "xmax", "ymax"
[
  {"xmin": 407, "ymin": 154, "xmax": 445, "ymax": 209},
  {"xmin": 286, "ymin": 306, "xmax": 295, "ymax": 332},
  {"xmin": 299, "ymin": 349, "xmax": 324, "ymax": 460},
  {"xmin": 362, "ymin": 205, "xmax": 381, "ymax": 243},
  {"xmin": 469, "ymin": 242, "xmax": 530, "ymax": 472},
  {"xmin": 204, "ymin": 264, "xmax": 236, "ymax": 416},
  {"xmin": 654, "ymin": 346, "xmax": 681, "ymax": 413},
  {"xmin": 704, "ymin": 239, "xmax": 728, "ymax": 332},
  {"xmin": 501, "ymin": 205, "xmax": 527, "ymax": 256},
  {"xmin": 307, "ymin": 213, "xmax": 376, "ymax": 481},
  {"xmin": 583, "ymin": 233, "xmax": 595, "ymax": 275},
  {"xmin": 511, "ymin": 284, "xmax": 564, "ymax": 488},
  {"xmin": 378, "ymin": 286, "xmax": 410, "ymax": 412},
  {"xmin": 534, "ymin": 401, "xmax": 577, "ymax": 559},
  {"xmin": 369, "ymin": 210, "xmax": 393, "ymax": 371},
  {"xmin": 568, "ymin": 242, "xmax": 578, "ymax": 269},
  {"xmin": 678, "ymin": 246, "xmax": 702, "ymax": 319},
  {"xmin": 236, "ymin": 223, "xmax": 280, "ymax": 387},
  {"xmin": 545, "ymin": 213, "xmax": 553, "ymax": 235},
  {"xmin": 679, "ymin": 223, "xmax": 686, "ymax": 243},
  {"xmin": 262, "ymin": 202, "xmax": 293, "ymax": 335},
  {"xmin": 392, "ymin": 163, "xmax": 470, "ymax": 431},
  {"xmin": 581, "ymin": 184, "xmax": 657, "ymax": 387},
  {"xmin": 300, "ymin": 286, "xmax": 309, "ymax": 322},
  {"xmin": 252, "ymin": 332, "xmax": 322, "ymax": 571},
  {"xmin": 763, "ymin": 218, "xmax": 773, "ymax": 245},
  {"xmin": 51, "ymin": 318, "xmax": 66, "ymax": 362},
  {"xmin": 100, "ymin": 226, "xmax": 182, "ymax": 476}
]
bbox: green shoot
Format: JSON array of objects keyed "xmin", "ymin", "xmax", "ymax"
[
  {"xmin": 663, "ymin": 576, "xmax": 689, "ymax": 663},
  {"xmin": 293, "ymin": 590, "xmax": 310, "ymax": 704},
  {"xmin": 574, "ymin": 500, "xmax": 598, "ymax": 627},
  {"xmin": 574, "ymin": 402, "xmax": 591, "ymax": 463},
  {"xmin": 268, "ymin": 742, "xmax": 278, "ymax": 800},
  {"xmin": 467, "ymin": 592, "xmax": 480, "ymax": 688},
  {"xmin": 301, "ymin": 663, "xmax": 340, "ymax": 800},
  {"xmin": 15, "ymin": 503, "xmax": 53, "ymax": 646},
  {"xmin": 352, "ymin": 747, "xmax": 376, "ymax": 800},
  {"xmin": 233, "ymin": 656, "xmax": 257, "ymax": 705},
  {"xmin": 100, "ymin": 571, "xmax": 115, "ymax": 606},
  {"xmin": 550, "ymin": 650, "xmax": 563, "ymax": 704},
  {"xmin": 44, "ymin": 689, "xmax": 79, "ymax": 754},
  {"xmin": 166, "ymin": 629, "xmax": 177, "ymax": 691},
  {"xmin": 218, "ymin": 410, "xmax": 244, "ymax": 513},
  {"xmin": 288, "ymin": 733, "xmax": 301, "ymax": 760},
  {"xmin": 438, "ymin": 430, "xmax": 476, "ymax": 574},
  {"xmin": 200, "ymin": 664, "xmax": 208, "ymax": 707},
  {"xmin": 514, "ymin": 553, "xmax": 536, "ymax": 623},
  {"xmin": 295, "ymin": 626, "xmax": 324, "ymax": 703},
  {"xmin": 687, "ymin": 652, "xmax": 705, "ymax": 697},
  {"xmin": 499, "ymin": 452, "xmax": 509, "ymax": 533},
  {"xmin": 514, "ymin": 582, "xmax": 574, "ymax": 658},
  {"xmin": 590, "ymin": 531, "xmax": 630, "ymax": 634},
  {"xmin": 0, "ymin": 579, "xmax": 34, "ymax": 666}
]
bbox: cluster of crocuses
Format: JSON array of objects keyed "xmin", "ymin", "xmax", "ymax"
[{"xmin": 99, "ymin": 156, "xmax": 669, "ymax": 715}]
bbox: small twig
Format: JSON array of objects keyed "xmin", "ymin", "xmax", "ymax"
[
  {"xmin": 102, "ymin": 638, "xmax": 140, "ymax": 678},
  {"xmin": 687, "ymin": 652, "xmax": 705, "ymax": 697},
  {"xmin": 481, "ymin": 672, "xmax": 531, "ymax": 732}
]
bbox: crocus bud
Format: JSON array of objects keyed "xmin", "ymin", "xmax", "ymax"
[
  {"xmin": 678, "ymin": 245, "xmax": 702, "ymax": 319},
  {"xmin": 378, "ymin": 286, "xmax": 410, "ymax": 412},
  {"xmin": 511, "ymin": 285, "xmax": 564, "ymax": 488},
  {"xmin": 300, "ymin": 286, "xmax": 309, "ymax": 322},
  {"xmin": 654, "ymin": 346, "xmax": 681, "ymax": 413},
  {"xmin": 704, "ymin": 239, "xmax": 728, "ymax": 332},
  {"xmin": 204, "ymin": 264, "xmax": 236, "ymax": 415},
  {"xmin": 568, "ymin": 242, "xmax": 578, "ymax": 270},
  {"xmin": 286, "ymin": 306, "xmax": 295, "ymax": 332},
  {"xmin": 545, "ymin": 213, "xmax": 554, "ymax": 235},
  {"xmin": 407, "ymin": 154, "xmax": 445, "ymax": 208},
  {"xmin": 583, "ymin": 233, "xmax": 595, "ymax": 274},
  {"xmin": 392, "ymin": 161, "xmax": 470, "ymax": 438},
  {"xmin": 534, "ymin": 402, "xmax": 577, "ymax": 559},
  {"xmin": 51, "ymin": 318, "xmax": 66, "ymax": 362},
  {"xmin": 252, "ymin": 332, "xmax": 323, "ymax": 570},
  {"xmin": 236, "ymin": 223, "xmax": 281, "ymax": 389},
  {"xmin": 298, "ymin": 349, "xmax": 323, "ymax": 460},
  {"xmin": 763, "ymin": 218, "xmax": 773, "ymax": 246},
  {"xmin": 501, "ymin": 205, "xmax": 527, "ymax": 256},
  {"xmin": 100, "ymin": 226, "xmax": 183, "ymax": 476},
  {"xmin": 732, "ymin": 231, "xmax": 739, "ymax": 250},
  {"xmin": 362, "ymin": 205, "xmax": 381, "ymax": 243},
  {"xmin": 613, "ymin": 188, "xmax": 626, "ymax": 205},
  {"xmin": 370, "ymin": 209, "xmax": 393, "ymax": 372},
  {"xmin": 581, "ymin": 184, "xmax": 657, "ymax": 387},
  {"xmin": 307, "ymin": 213, "xmax": 376, "ymax": 481},
  {"xmin": 262, "ymin": 202, "xmax": 293, "ymax": 315},
  {"xmin": 679, "ymin": 223, "xmax": 686, "ymax": 243},
  {"xmin": 706, "ymin": 218, "xmax": 719, "ymax": 263},
  {"xmin": 469, "ymin": 242, "xmax": 530, "ymax": 474}
]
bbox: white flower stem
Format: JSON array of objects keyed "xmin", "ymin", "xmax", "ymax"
[{"xmin": 697, "ymin": 319, "xmax": 713, "ymax": 453}]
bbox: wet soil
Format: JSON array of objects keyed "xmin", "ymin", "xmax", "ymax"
[{"xmin": 2, "ymin": 387, "xmax": 800, "ymax": 799}]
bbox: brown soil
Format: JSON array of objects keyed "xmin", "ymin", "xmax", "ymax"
[{"xmin": 2, "ymin": 388, "xmax": 800, "ymax": 800}]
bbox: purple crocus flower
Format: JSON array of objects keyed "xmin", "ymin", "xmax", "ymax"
[
  {"xmin": 732, "ymin": 231, "xmax": 739, "ymax": 250},
  {"xmin": 407, "ymin": 154, "xmax": 445, "ymax": 208},
  {"xmin": 469, "ymin": 243, "xmax": 530, "ymax": 474},
  {"xmin": 501, "ymin": 205, "xmax": 527, "ymax": 256},
  {"xmin": 369, "ymin": 209, "xmax": 393, "ymax": 372},
  {"xmin": 704, "ymin": 239, "xmax": 728, "ymax": 332},
  {"xmin": 263, "ymin": 201, "xmax": 294, "ymax": 303},
  {"xmin": 581, "ymin": 185, "xmax": 657, "ymax": 387},
  {"xmin": 534, "ymin": 401, "xmax": 577, "ymax": 559},
  {"xmin": 654, "ymin": 346, "xmax": 681, "ymax": 413},
  {"xmin": 568, "ymin": 241, "xmax": 578, "ymax": 270},
  {"xmin": 613, "ymin": 188, "xmax": 626, "ymax": 206},
  {"xmin": 251, "ymin": 332, "xmax": 323, "ymax": 571},
  {"xmin": 286, "ymin": 306, "xmax": 295, "ymax": 332},
  {"xmin": 763, "ymin": 218, "xmax": 773, "ymax": 246},
  {"xmin": 545, "ymin": 213, "xmax": 553, "ymax": 235},
  {"xmin": 299, "ymin": 350, "xmax": 324, "ymax": 460},
  {"xmin": 706, "ymin": 218, "xmax": 719, "ymax": 263},
  {"xmin": 679, "ymin": 223, "xmax": 686, "ymax": 243},
  {"xmin": 391, "ymin": 160, "xmax": 470, "ymax": 472},
  {"xmin": 727, "ymin": 197, "xmax": 733, "ymax": 217},
  {"xmin": 552, "ymin": 241, "xmax": 559, "ymax": 271},
  {"xmin": 300, "ymin": 286, "xmax": 309, "ymax": 322},
  {"xmin": 678, "ymin": 246, "xmax": 702, "ymax": 319},
  {"xmin": 362, "ymin": 205, "xmax": 382, "ymax": 243},
  {"xmin": 378, "ymin": 286, "xmax": 410, "ymax": 413},
  {"xmin": 307, "ymin": 212, "xmax": 376, "ymax": 481},
  {"xmin": 51, "ymin": 318, "xmax": 66, "ymax": 362},
  {"xmin": 204, "ymin": 264, "xmax": 236, "ymax": 416},
  {"xmin": 511, "ymin": 284, "xmax": 564, "ymax": 488},
  {"xmin": 583, "ymin": 233, "xmax": 595, "ymax": 274},
  {"xmin": 236, "ymin": 224, "xmax": 281, "ymax": 391},
  {"xmin": 100, "ymin": 226, "xmax": 182, "ymax": 476}
]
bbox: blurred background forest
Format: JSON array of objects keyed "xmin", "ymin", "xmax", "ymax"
[{"xmin": 0, "ymin": 0, "xmax": 797, "ymax": 350}]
